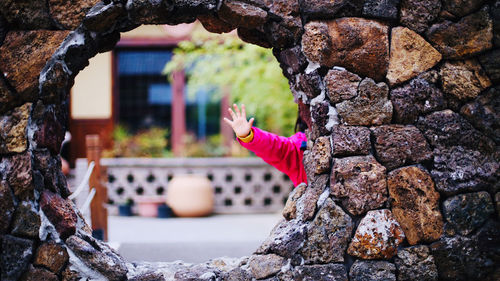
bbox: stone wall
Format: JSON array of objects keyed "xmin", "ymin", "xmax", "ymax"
[{"xmin": 0, "ymin": 0, "xmax": 499, "ymax": 280}]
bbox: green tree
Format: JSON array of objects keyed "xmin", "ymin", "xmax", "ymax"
[{"xmin": 163, "ymin": 27, "xmax": 297, "ymax": 136}]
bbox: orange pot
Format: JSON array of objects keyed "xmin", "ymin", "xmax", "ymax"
[{"xmin": 166, "ymin": 174, "xmax": 214, "ymax": 217}]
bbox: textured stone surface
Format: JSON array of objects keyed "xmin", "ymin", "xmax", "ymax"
[
  {"xmin": 3, "ymin": 152, "xmax": 34, "ymax": 200},
  {"xmin": 34, "ymin": 242, "xmax": 69, "ymax": 274},
  {"xmin": 388, "ymin": 166, "xmax": 443, "ymax": 245},
  {"xmin": 33, "ymin": 150, "xmax": 70, "ymax": 197},
  {"xmin": 309, "ymin": 136, "xmax": 332, "ymax": 174},
  {"xmin": 257, "ymin": 218, "xmax": 306, "ymax": 257},
  {"xmin": 66, "ymin": 234, "xmax": 128, "ymax": 280},
  {"xmin": 0, "ymin": 103, "xmax": 30, "ymax": 153},
  {"xmin": 400, "ymin": 0, "xmax": 441, "ymax": 33},
  {"xmin": 478, "ymin": 49, "xmax": 500, "ymax": 84},
  {"xmin": 300, "ymin": 198, "xmax": 354, "ymax": 263},
  {"xmin": 299, "ymin": 0, "xmax": 364, "ymax": 20},
  {"xmin": 40, "ymin": 190, "xmax": 77, "ymax": 240},
  {"xmin": 302, "ymin": 18, "xmax": 389, "ymax": 81},
  {"xmin": 21, "ymin": 265, "xmax": 58, "ymax": 281},
  {"xmin": 294, "ymin": 174, "xmax": 328, "ymax": 221},
  {"xmin": 198, "ymin": 13, "xmax": 235, "ymax": 33},
  {"xmin": 430, "ymin": 146, "xmax": 499, "ymax": 195},
  {"xmin": 0, "ymin": 31, "xmax": 69, "ymax": 100},
  {"xmin": 283, "ymin": 183, "xmax": 307, "ymax": 220},
  {"xmin": 427, "ymin": 7, "xmax": 493, "ymax": 59},
  {"xmin": 49, "ymin": 0, "xmax": 100, "ymax": 29},
  {"xmin": 83, "ymin": 1, "xmax": 126, "ymax": 33},
  {"xmin": 310, "ymin": 101, "xmax": 331, "ymax": 136},
  {"xmin": 0, "ymin": 0, "xmax": 52, "ymax": 29},
  {"xmin": 11, "ymin": 203, "xmax": 41, "ymax": 239},
  {"xmin": 291, "ymin": 263, "xmax": 348, "ymax": 281},
  {"xmin": 348, "ymin": 209, "xmax": 405, "ymax": 259},
  {"xmin": 31, "ymin": 103, "xmax": 66, "ymax": 155},
  {"xmin": 0, "ymin": 235, "xmax": 34, "ymax": 281},
  {"xmin": 248, "ymin": 254, "xmax": 285, "ymax": 279},
  {"xmin": 440, "ymin": 60, "xmax": 492, "ymax": 101},
  {"xmin": 416, "ymin": 110, "xmax": 495, "ymax": 153},
  {"xmin": 395, "ymin": 245, "xmax": 438, "ymax": 281},
  {"xmin": 331, "ymin": 125, "xmax": 370, "ymax": 156},
  {"xmin": 0, "ymin": 75, "xmax": 18, "ymax": 115},
  {"xmin": 264, "ymin": 12, "xmax": 302, "ymax": 48},
  {"xmin": 0, "ymin": 181, "xmax": 15, "ymax": 234},
  {"xmin": 496, "ymin": 192, "xmax": 500, "ymax": 218},
  {"xmin": 330, "ymin": 155, "xmax": 387, "ymax": 215},
  {"xmin": 219, "ymin": 1, "xmax": 267, "ymax": 29},
  {"xmin": 237, "ymin": 27, "xmax": 271, "ymax": 48},
  {"xmin": 336, "ymin": 78, "xmax": 392, "ymax": 126},
  {"xmin": 349, "ymin": 260, "xmax": 396, "ymax": 281},
  {"xmin": 390, "ymin": 71, "xmax": 445, "ymax": 124},
  {"xmin": 493, "ymin": 0, "xmax": 500, "ymax": 47},
  {"xmin": 386, "ymin": 27, "xmax": 442, "ymax": 86},
  {"xmin": 442, "ymin": 0, "xmax": 487, "ymax": 18},
  {"xmin": 297, "ymin": 70, "xmax": 323, "ymax": 99},
  {"xmin": 324, "ymin": 67, "xmax": 361, "ymax": 104},
  {"xmin": 362, "ymin": 0, "xmax": 399, "ymax": 20},
  {"xmin": 274, "ymin": 46, "xmax": 307, "ymax": 78},
  {"xmin": 443, "ymin": 191, "xmax": 494, "ymax": 236},
  {"xmin": 371, "ymin": 125, "xmax": 433, "ymax": 170}
]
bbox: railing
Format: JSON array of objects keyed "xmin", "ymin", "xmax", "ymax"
[{"xmin": 74, "ymin": 157, "xmax": 294, "ymax": 214}]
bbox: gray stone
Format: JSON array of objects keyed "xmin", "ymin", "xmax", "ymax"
[
  {"xmin": 83, "ymin": 2, "xmax": 126, "ymax": 32},
  {"xmin": 443, "ymin": 191, "xmax": 495, "ymax": 236},
  {"xmin": 0, "ymin": 103, "xmax": 30, "ymax": 154},
  {"xmin": 0, "ymin": 235, "xmax": 34, "ymax": 281},
  {"xmin": 330, "ymin": 155, "xmax": 388, "ymax": 215},
  {"xmin": 299, "ymin": 0, "xmax": 364, "ymax": 20},
  {"xmin": 331, "ymin": 125, "xmax": 371, "ymax": 156},
  {"xmin": 21, "ymin": 265, "xmax": 58, "ymax": 281},
  {"xmin": 11, "ymin": 203, "xmax": 40, "ymax": 239},
  {"xmin": 248, "ymin": 254, "xmax": 285, "ymax": 279},
  {"xmin": 297, "ymin": 70, "xmax": 322, "ymax": 99},
  {"xmin": 439, "ymin": 59, "xmax": 492, "ymax": 101},
  {"xmin": 226, "ymin": 268, "xmax": 252, "ymax": 281},
  {"xmin": 478, "ymin": 49, "xmax": 500, "ymax": 84},
  {"xmin": 0, "ymin": 181, "xmax": 14, "ymax": 234},
  {"xmin": 426, "ymin": 7, "xmax": 493, "ymax": 59},
  {"xmin": 390, "ymin": 71, "xmax": 446, "ymax": 124},
  {"xmin": 282, "ymin": 184, "xmax": 307, "ymax": 220},
  {"xmin": 324, "ymin": 67, "xmax": 361, "ymax": 104},
  {"xmin": 292, "ymin": 263, "xmax": 348, "ymax": 280},
  {"xmin": 310, "ymin": 101, "xmax": 330, "ymax": 136},
  {"xmin": 395, "ymin": 245, "xmax": 438, "ymax": 281},
  {"xmin": 362, "ymin": 0, "xmax": 399, "ymax": 20},
  {"xmin": 173, "ymin": 264, "xmax": 222, "ymax": 281},
  {"xmin": 400, "ymin": 0, "xmax": 441, "ymax": 33},
  {"xmin": 300, "ymin": 198, "xmax": 353, "ymax": 264},
  {"xmin": 337, "ymin": 78, "xmax": 392, "ymax": 126},
  {"xmin": 442, "ymin": 0, "xmax": 487, "ymax": 18},
  {"xmin": 273, "ymin": 46, "xmax": 307, "ymax": 78},
  {"xmin": 256, "ymin": 219, "xmax": 307, "ymax": 257},
  {"xmin": 349, "ymin": 260, "xmax": 396, "ymax": 281},
  {"xmin": 371, "ymin": 125, "xmax": 433, "ymax": 170},
  {"xmin": 431, "ymin": 146, "xmax": 499, "ymax": 196},
  {"xmin": 219, "ymin": 1, "xmax": 268, "ymax": 29},
  {"xmin": 299, "ymin": 174, "xmax": 329, "ymax": 221}
]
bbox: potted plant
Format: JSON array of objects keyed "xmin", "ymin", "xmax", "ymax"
[{"xmin": 118, "ymin": 198, "xmax": 134, "ymax": 216}]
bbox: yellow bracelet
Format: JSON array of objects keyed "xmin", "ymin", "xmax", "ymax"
[{"xmin": 238, "ymin": 129, "xmax": 254, "ymax": 143}]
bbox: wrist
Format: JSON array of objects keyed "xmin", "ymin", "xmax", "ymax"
[{"xmin": 238, "ymin": 128, "xmax": 254, "ymax": 143}]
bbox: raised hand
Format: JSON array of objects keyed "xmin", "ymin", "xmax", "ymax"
[{"xmin": 223, "ymin": 104, "xmax": 255, "ymax": 138}]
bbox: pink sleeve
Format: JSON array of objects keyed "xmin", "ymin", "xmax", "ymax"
[{"xmin": 238, "ymin": 127, "xmax": 308, "ymax": 186}]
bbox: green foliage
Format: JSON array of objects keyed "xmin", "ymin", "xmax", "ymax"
[
  {"xmin": 164, "ymin": 27, "xmax": 297, "ymax": 136},
  {"xmin": 103, "ymin": 125, "xmax": 169, "ymax": 158}
]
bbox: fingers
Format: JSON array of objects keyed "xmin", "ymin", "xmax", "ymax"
[
  {"xmin": 233, "ymin": 104, "xmax": 242, "ymax": 117},
  {"xmin": 248, "ymin": 117, "xmax": 254, "ymax": 127},
  {"xmin": 223, "ymin": 117, "xmax": 233, "ymax": 127},
  {"xmin": 241, "ymin": 104, "xmax": 246, "ymax": 118},
  {"xmin": 228, "ymin": 108, "xmax": 236, "ymax": 120}
]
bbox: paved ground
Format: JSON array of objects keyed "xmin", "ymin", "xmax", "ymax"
[{"xmin": 107, "ymin": 213, "xmax": 282, "ymax": 263}]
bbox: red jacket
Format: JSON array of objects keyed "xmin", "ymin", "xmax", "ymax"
[{"xmin": 238, "ymin": 127, "xmax": 308, "ymax": 186}]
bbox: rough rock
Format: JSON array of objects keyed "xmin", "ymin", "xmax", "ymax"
[
  {"xmin": 443, "ymin": 191, "xmax": 495, "ymax": 236},
  {"xmin": 237, "ymin": 27, "xmax": 271, "ymax": 48},
  {"xmin": 348, "ymin": 209, "xmax": 405, "ymax": 259},
  {"xmin": 219, "ymin": 1, "xmax": 267, "ymax": 29},
  {"xmin": 362, "ymin": 0, "xmax": 399, "ymax": 20},
  {"xmin": 39, "ymin": 60, "xmax": 71, "ymax": 104},
  {"xmin": 336, "ymin": 78, "xmax": 393, "ymax": 126},
  {"xmin": 496, "ymin": 192, "xmax": 500, "ymax": 218},
  {"xmin": 49, "ymin": 0, "xmax": 100, "ymax": 29},
  {"xmin": 31, "ymin": 103, "xmax": 66, "ymax": 155},
  {"xmin": 331, "ymin": 125, "xmax": 371, "ymax": 156},
  {"xmin": 478, "ymin": 49, "xmax": 500, "ymax": 84},
  {"xmin": 302, "ymin": 18, "xmax": 389, "ymax": 81},
  {"xmin": 427, "ymin": 7, "xmax": 493, "ymax": 59},
  {"xmin": 300, "ymin": 198, "xmax": 354, "ymax": 263},
  {"xmin": 442, "ymin": 0, "xmax": 487, "ymax": 18},
  {"xmin": 125, "ymin": 0, "xmax": 176, "ymax": 24},
  {"xmin": 33, "ymin": 150, "xmax": 69, "ymax": 197},
  {"xmin": 40, "ymin": 190, "xmax": 77, "ymax": 240},
  {"xmin": 256, "ymin": 219, "xmax": 306, "ymax": 257},
  {"xmin": 390, "ymin": 71, "xmax": 446, "ymax": 124},
  {"xmin": 440, "ymin": 59, "xmax": 492, "ymax": 101},
  {"xmin": 387, "ymin": 27, "xmax": 442, "ymax": 86},
  {"xmin": 299, "ymin": 0, "xmax": 364, "ymax": 20},
  {"xmin": 349, "ymin": 260, "xmax": 396, "ymax": 281},
  {"xmin": 198, "ymin": 13, "xmax": 235, "ymax": 33},
  {"xmin": 416, "ymin": 110, "xmax": 495, "ymax": 153},
  {"xmin": 395, "ymin": 245, "xmax": 438, "ymax": 281},
  {"xmin": 330, "ymin": 155, "xmax": 388, "ymax": 215},
  {"xmin": 226, "ymin": 268, "xmax": 253, "ymax": 281},
  {"xmin": 299, "ymin": 174, "xmax": 329, "ymax": 221},
  {"xmin": 431, "ymin": 146, "xmax": 499, "ymax": 196},
  {"xmin": 273, "ymin": 46, "xmax": 307, "ymax": 78},
  {"xmin": 310, "ymin": 101, "xmax": 331, "ymax": 136},
  {"xmin": 0, "ymin": 0, "xmax": 52, "ymax": 29},
  {"xmin": 3, "ymin": 152, "xmax": 34, "ymax": 200},
  {"xmin": 247, "ymin": 254, "xmax": 285, "ymax": 279},
  {"xmin": 387, "ymin": 166, "xmax": 443, "ymax": 245},
  {"xmin": 283, "ymin": 183, "xmax": 307, "ymax": 220},
  {"xmin": 0, "ymin": 235, "xmax": 34, "ymax": 281},
  {"xmin": 264, "ymin": 14, "xmax": 302, "ymax": 48},
  {"xmin": 309, "ymin": 136, "xmax": 332, "ymax": 174},
  {"xmin": 400, "ymin": 0, "xmax": 441, "ymax": 33},
  {"xmin": 324, "ymin": 67, "xmax": 361, "ymax": 104},
  {"xmin": 0, "ymin": 31, "xmax": 69, "ymax": 100},
  {"xmin": 21, "ymin": 265, "xmax": 58, "ymax": 281},
  {"xmin": 493, "ymin": 0, "xmax": 500, "ymax": 46},
  {"xmin": 83, "ymin": 1, "xmax": 126, "ymax": 33},
  {"xmin": 291, "ymin": 263, "xmax": 348, "ymax": 281},
  {"xmin": 0, "ymin": 103, "xmax": 30, "ymax": 153},
  {"xmin": 0, "ymin": 75, "xmax": 18, "ymax": 115},
  {"xmin": 0, "ymin": 181, "xmax": 15, "ymax": 234},
  {"xmin": 11, "ymin": 203, "xmax": 41, "ymax": 239},
  {"xmin": 34, "ymin": 242, "xmax": 69, "ymax": 274},
  {"xmin": 297, "ymin": 70, "xmax": 322, "ymax": 99},
  {"xmin": 173, "ymin": 264, "xmax": 223, "ymax": 281},
  {"xmin": 371, "ymin": 125, "xmax": 433, "ymax": 170},
  {"xmin": 66, "ymin": 234, "xmax": 128, "ymax": 280}
]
